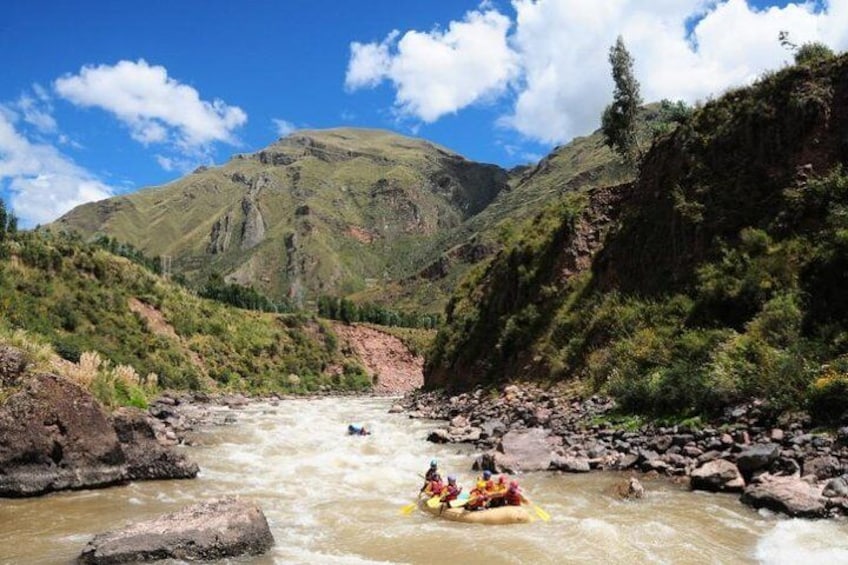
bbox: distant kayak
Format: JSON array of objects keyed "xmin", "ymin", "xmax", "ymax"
[{"xmin": 417, "ymin": 495, "xmax": 533, "ymax": 525}]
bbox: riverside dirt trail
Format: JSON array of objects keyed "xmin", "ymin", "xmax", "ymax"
[{"xmin": 3, "ymin": 396, "xmax": 848, "ymax": 564}]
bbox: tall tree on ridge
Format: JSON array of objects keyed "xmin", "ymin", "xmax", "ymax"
[{"xmin": 601, "ymin": 35, "xmax": 643, "ymax": 164}]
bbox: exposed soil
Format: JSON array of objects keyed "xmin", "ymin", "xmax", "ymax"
[
  {"xmin": 331, "ymin": 323, "xmax": 423, "ymax": 394},
  {"xmin": 128, "ymin": 298, "xmax": 210, "ymax": 382}
]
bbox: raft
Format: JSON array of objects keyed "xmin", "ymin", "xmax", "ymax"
[{"xmin": 417, "ymin": 495, "xmax": 533, "ymax": 525}]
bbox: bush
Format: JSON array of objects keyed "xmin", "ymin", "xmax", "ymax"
[{"xmin": 807, "ymin": 369, "xmax": 848, "ymax": 425}]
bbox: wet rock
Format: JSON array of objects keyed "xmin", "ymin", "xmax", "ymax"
[
  {"xmin": 771, "ymin": 457, "xmax": 801, "ymax": 477},
  {"xmin": 497, "ymin": 428, "xmax": 553, "ymax": 472},
  {"xmin": 551, "ymin": 456, "xmax": 591, "ymax": 473},
  {"xmin": 770, "ymin": 429, "xmax": 785, "ymax": 442},
  {"xmin": 427, "ymin": 429, "xmax": 450, "ymax": 444},
  {"xmin": 611, "ymin": 477, "xmax": 645, "ymax": 499},
  {"xmin": 0, "ymin": 374, "xmax": 126, "ymax": 497},
  {"xmin": 736, "ymin": 443, "xmax": 780, "ymax": 476},
  {"xmin": 823, "ymin": 476, "xmax": 848, "ymax": 498},
  {"xmin": 112, "ymin": 408, "xmax": 199, "ymax": 481},
  {"xmin": 388, "ymin": 404, "xmax": 404, "ymax": 414},
  {"xmin": 690, "ymin": 460, "xmax": 745, "ymax": 492},
  {"xmin": 78, "ymin": 497, "xmax": 274, "ymax": 563},
  {"xmin": 804, "ymin": 455, "xmax": 842, "ymax": 480},
  {"xmin": 741, "ymin": 474, "xmax": 826, "ymax": 518}
]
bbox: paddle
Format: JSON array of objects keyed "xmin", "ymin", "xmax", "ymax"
[
  {"xmin": 399, "ymin": 501, "xmax": 417, "ymax": 515},
  {"xmin": 523, "ymin": 499, "xmax": 550, "ymax": 522},
  {"xmin": 426, "ymin": 495, "xmax": 442, "ymax": 509}
]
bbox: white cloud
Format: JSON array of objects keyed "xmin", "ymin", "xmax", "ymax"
[
  {"xmin": 272, "ymin": 118, "xmax": 297, "ymax": 137},
  {"xmin": 345, "ymin": 6, "xmax": 520, "ymax": 123},
  {"xmin": 54, "ymin": 59, "xmax": 248, "ymax": 151},
  {"xmin": 346, "ymin": 0, "xmax": 848, "ymax": 144},
  {"xmin": 0, "ymin": 112, "xmax": 114, "ymax": 227}
]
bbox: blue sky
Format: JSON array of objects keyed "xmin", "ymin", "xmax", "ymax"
[{"xmin": 1, "ymin": 0, "xmax": 846, "ymax": 227}]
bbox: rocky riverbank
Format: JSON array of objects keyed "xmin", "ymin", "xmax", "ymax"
[{"xmin": 398, "ymin": 384, "xmax": 848, "ymax": 519}]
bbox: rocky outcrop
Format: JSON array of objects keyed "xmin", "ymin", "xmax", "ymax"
[
  {"xmin": 740, "ymin": 474, "xmax": 827, "ymax": 518},
  {"xmin": 0, "ymin": 373, "xmax": 126, "ymax": 497},
  {"xmin": 207, "ymin": 211, "xmax": 233, "ymax": 254},
  {"xmin": 0, "ymin": 345, "xmax": 28, "ymax": 387},
  {"xmin": 78, "ymin": 497, "xmax": 274, "ymax": 564},
  {"xmin": 112, "ymin": 408, "xmax": 198, "ymax": 481},
  {"xmin": 0, "ymin": 372, "xmax": 201, "ymax": 498},
  {"xmin": 240, "ymin": 197, "xmax": 266, "ymax": 250}
]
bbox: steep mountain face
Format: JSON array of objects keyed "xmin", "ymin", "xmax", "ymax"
[
  {"xmin": 427, "ymin": 54, "xmax": 848, "ymax": 420},
  {"xmin": 349, "ymin": 126, "xmax": 637, "ymax": 312},
  {"xmin": 53, "ymin": 128, "xmax": 508, "ymax": 306}
]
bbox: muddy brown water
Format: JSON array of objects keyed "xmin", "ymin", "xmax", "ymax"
[{"xmin": 2, "ymin": 397, "xmax": 848, "ymax": 564}]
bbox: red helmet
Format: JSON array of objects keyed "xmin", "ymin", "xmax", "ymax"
[
  {"xmin": 498, "ymin": 475, "xmax": 507, "ymax": 484},
  {"xmin": 509, "ymin": 480, "xmax": 519, "ymax": 489}
]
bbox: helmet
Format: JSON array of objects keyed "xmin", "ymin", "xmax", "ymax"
[
  {"xmin": 347, "ymin": 424, "xmax": 355, "ymax": 431},
  {"xmin": 482, "ymin": 470, "xmax": 492, "ymax": 479},
  {"xmin": 509, "ymin": 480, "xmax": 519, "ymax": 489},
  {"xmin": 448, "ymin": 474, "xmax": 457, "ymax": 483},
  {"xmin": 498, "ymin": 475, "xmax": 507, "ymax": 484},
  {"xmin": 430, "ymin": 459, "xmax": 437, "ymax": 468}
]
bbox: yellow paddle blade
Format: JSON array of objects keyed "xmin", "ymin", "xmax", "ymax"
[
  {"xmin": 426, "ymin": 496, "xmax": 442, "ymax": 508},
  {"xmin": 400, "ymin": 502, "xmax": 417, "ymax": 515},
  {"xmin": 533, "ymin": 504, "xmax": 551, "ymax": 522}
]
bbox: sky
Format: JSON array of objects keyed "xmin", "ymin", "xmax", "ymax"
[{"xmin": 1, "ymin": 0, "xmax": 847, "ymax": 228}]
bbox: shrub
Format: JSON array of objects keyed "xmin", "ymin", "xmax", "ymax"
[{"xmin": 807, "ymin": 369, "xmax": 848, "ymax": 425}]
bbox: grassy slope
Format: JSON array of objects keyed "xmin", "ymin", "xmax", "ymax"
[
  {"xmin": 426, "ymin": 54, "xmax": 848, "ymax": 423},
  {"xmin": 52, "ymin": 128, "xmax": 507, "ymax": 306},
  {"xmin": 0, "ymin": 230, "xmax": 371, "ymax": 395}
]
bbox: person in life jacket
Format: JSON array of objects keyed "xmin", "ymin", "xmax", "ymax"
[
  {"xmin": 347, "ymin": 424, "xmax": 370, "ymax": 436},
  {"xmin": 466, "ymin": 479, "xmax": 490, "ymax": 511},
  {"xmin": 504, "ymin": 479, "xmax": 527, "ymax": 506},
  {"xmin": 424, "ymin": 474, "xmax": 444, "ymax": 497},
  {"xmin": 440, "ymin": 475, "xmax": 462, "ymax": 503},
  {"xmin": 488, "ymin": 474, "xmax": 509, "ymax": 508},
  {"xmin": 421, "ymin": 459, "xmax": 440, "ymax": 493}
]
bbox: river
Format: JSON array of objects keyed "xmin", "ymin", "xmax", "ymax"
[{"xmin": 2, "ymin": 396, "xmax": 848, "ymax": 564}]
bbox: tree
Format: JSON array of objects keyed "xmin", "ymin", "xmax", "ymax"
[
  {"xmin": 601, "ymin": 36, "xmax": 643, "ymax": 163},
  {"xmin": 779, "ymin": 31, "xmax": 834, "ymax": 65}
]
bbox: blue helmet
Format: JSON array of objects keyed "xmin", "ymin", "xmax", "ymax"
[
  {"xmin": 430, "ymin": 459, "xmax": 437, "ymax": 468},
  {"xmin": 483, "ymin": 470, "xmax": 492, "ymax": 479},
  {"xmin": 447, "ymin": 474, "xmax": 457, "ymax": 483}
]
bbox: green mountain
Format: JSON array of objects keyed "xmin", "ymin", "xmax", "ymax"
[
  {"xmin": 426, "ymin": 54, "xmax": 848, "ymax": 423},
  {"xmin": 52, "ymin": 128, "xmax": 508, "ymax": 309}
]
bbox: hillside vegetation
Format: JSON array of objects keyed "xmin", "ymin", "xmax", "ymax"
[
  {"xmin": 0, "ymin": 230, "xmax": 372, "ymax": 404},
  {"xmin": 52, "ymin": 128, "xmax": 507, "ymax": 312},
  {"xmin": 427, "ymin": 54, "xmax": 848, "ymax": 424}
]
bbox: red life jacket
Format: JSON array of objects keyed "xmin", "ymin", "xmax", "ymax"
[
  {"xmin": 505, "ymin": 488, "xmax": 523, "ymax": 506},
  {"xmin": 428, "ymin": 480, "xmax": 444, "ymax": 495},
  {"xmin": 442, "ymin": 484, "xmax": 460, "ymax": 501}
]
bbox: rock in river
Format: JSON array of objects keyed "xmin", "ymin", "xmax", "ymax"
[{"xmin": 78, "ymin": 497, "xmax": 274, "ymax": 564}]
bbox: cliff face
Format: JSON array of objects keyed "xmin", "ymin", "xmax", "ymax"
[{"xmin": 426, "ymin": 54, "xmax": 848, "ymax": 418}]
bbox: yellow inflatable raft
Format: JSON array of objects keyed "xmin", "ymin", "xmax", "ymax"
[{"xmin": 418, "ymin": 495, "xmax": 533, "ymax": 525}]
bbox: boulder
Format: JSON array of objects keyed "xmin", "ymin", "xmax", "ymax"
[
  {"xmin": 736, "ymin": 443, "xmax": 779, "ymax": 476},
  {"xmin": 0, "ymin": 374, "xmax": 126, "ymax": 497},
  {"xmin": 496, "ymin": 428, "xmax": 554, "ymax": 472},
  {"xmin": 804, "ymin": 455, "xmax": 842, "ymax": 481},
  {"xmin": 823, "ymin": 476, "xmax": 848, "ymax": 498},
  {"xmin": 551, "ymin": 456, "xmax": 591, "ymax": 473},
  {"xmin": 690, "ymin": 459, "xmax": 745, "ymax": 492},
  {"xmin": 112, "ymin": 408, "xmax": 199, "ymax": 481},
  {"xmin": 78, "ymin": 497, "xmax": 274, "ymax": 563},
  {"xmin": 611, "ymin": 477, "xmax": 645, "ymax": 499},
  {"xmin": 741, "ymin": 474, "xmax": 826, "ymax": 518},
  {"xmin": 426, "ymin": 429, "xmax": 450, "ymax": 444}
]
